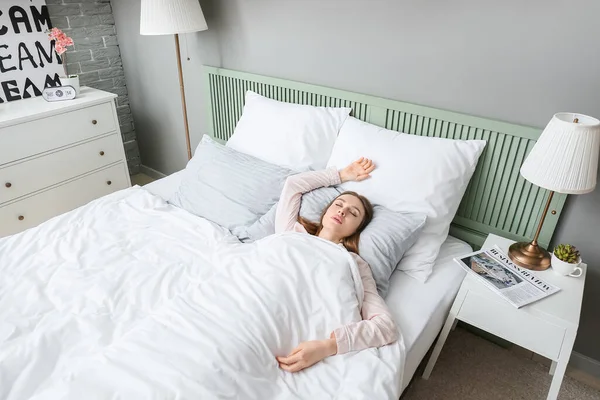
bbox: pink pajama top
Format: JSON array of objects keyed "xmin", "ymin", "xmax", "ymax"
[{"xmin": 275, "ymin": 167, "xmax": 399, "ymax": 354}]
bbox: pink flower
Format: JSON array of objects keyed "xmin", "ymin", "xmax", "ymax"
[
  {"xmin": 47, "ymin": 27, "xmax": 74, "ymax": 54},
  {"xmin": 55, "ymin": 44, "xmax": 66, "ymax": 55},
  {"xmin": 58, "ymin": 37, "xmax": 73, "ymax": 47},
  {"xmin": 48, "ymin": 27, "xmax": 61, "ymax": 40}
]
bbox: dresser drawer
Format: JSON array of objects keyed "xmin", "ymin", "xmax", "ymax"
[
  {"xmin": 458, "ymin": 290, "xmax": 566, "ymax": 360},
  {"xmin": 0, "ymin": 102, "xmax": 116, "ymax": 165},
  {"xmin": 0, "ymin": 163, "xmax": 129, "ymax": 238},
  {"xmin": 0, "ymin": 134, "xmax": 124, "ymax": 204}
]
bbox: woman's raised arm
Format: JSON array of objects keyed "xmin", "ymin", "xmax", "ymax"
[
  {"xmin": 275, "ymin": 158, "xmax": 375, "ymax": 233},
  {"xmin": 275, "ymin": 167, "xmax": 341, "ymax": 233}
]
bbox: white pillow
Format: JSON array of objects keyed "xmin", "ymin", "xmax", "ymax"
[
  {"xmin": 226, "ymin": 91, "xmax": 351, "ymax": 170},
  {"xmin": 327, "ymin": 117, "xmax": 486, "ymax": 282}
]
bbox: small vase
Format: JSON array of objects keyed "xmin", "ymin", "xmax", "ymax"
[
  {"xmin": 550, "ymin": 253, "xmax": 583, "ymax": 277},
  {"xmin": 60, "ymin": 75, "xmax": 80, "ymax": 96}
]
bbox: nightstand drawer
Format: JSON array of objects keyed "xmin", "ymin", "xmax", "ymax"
[
  {"xmin": 0, "ymin": 134, "xmax": 123, "ymax": 204},
  {"xmin": 458, "ymin": 290, "xmax": 566, "ymax": 360},
  {"xmin": 0, "ymin": 163, "xmax": 129, "ymax": 238},
  {"xmin": 0, "ymin": 102, "xmax": 116, "ymax": 165}
]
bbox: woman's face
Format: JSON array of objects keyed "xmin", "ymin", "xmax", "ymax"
[{"xmin": 321, "ymin": 194, "xmax": 366, "ymax": 239}]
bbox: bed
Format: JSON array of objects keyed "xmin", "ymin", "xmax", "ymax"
[
  {"xmin": 0, "ymin": 67, "xmax": 564, "ymax": 399},
  {"xmin": 144, "ymin": 169, "xmax": 472, "ymax": 393}
]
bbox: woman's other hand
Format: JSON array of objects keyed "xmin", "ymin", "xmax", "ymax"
[
  {"xmin": 276, "ymin": 338, "xmax": 337, "ymax": 373},
  {"xmin": 339, "ymin": 157, "xmax": 375, "ymax": 183}
]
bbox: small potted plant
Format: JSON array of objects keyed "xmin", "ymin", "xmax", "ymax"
[
  {"xmin": 48, "ymin": 28, "xmax": 79, "ymax": 95},
  {"xmin": 551, "ymin": 244, "xmax": 583, "ymax": 277}
]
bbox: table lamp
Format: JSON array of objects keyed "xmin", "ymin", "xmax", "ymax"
[
  {"xmin": 509, "ymin": 112, "xmax": 600, "ymax": 270},
  {"xmin": 140, "ymin": 0, "xmax": 208, "ymax": 160}
]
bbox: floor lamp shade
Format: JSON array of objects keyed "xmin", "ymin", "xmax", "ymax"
[
  {"xmin": 140, "ymin": 0, "xmax": 208, "ymax": 35},
  {"xmin": 520, "ymin": 113, "xmax": 600, "ymax": 195}
]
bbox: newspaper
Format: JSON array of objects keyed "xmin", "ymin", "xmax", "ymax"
[{"xmin": 454, "ymin": 246, "xmax": 560, "ymax": 308}]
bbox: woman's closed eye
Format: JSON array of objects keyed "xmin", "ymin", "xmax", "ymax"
[{"xmin": 335, "ymin": 203, "xmax": 359, "ymax": 217}]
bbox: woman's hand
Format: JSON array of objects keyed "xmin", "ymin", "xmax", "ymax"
[
  {"xmin": 339, "ymin": 157, "xmax": 375, "ymax": 183},
  {"xmin": 276, "ymin": 338, "xmax": 337, "ymax": 373}
]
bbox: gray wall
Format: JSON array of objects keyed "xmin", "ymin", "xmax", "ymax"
[
  {"xmin": 47, "ymin": 0, "xmax": 141, "ymax": 174},
  {"xmin": 115, "ymin": 0, "xmax": 600, "ymax": 364}
]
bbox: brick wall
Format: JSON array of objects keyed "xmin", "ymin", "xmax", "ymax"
[{"xmin": 47, "ymin": 0, "xmax": 140, "ymax": 175}]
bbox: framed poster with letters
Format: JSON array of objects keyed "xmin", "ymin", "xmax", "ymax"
[{"xmin": 0, "ymin": 0, "xmax": 63, "ymax": 103}]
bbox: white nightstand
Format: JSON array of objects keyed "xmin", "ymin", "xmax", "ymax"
[{"xmin": 423, "ymin": 234, "xmax": 587, "ymax": 400}]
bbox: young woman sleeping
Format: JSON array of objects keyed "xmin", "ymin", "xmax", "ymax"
[{"xmin": 275, "ymin": 157, "xmax": 398, "ymax": 373}]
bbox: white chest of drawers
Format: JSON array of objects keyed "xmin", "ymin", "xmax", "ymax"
[{"xmin": 0, "ymin": 88, "xmax": 131, "ymax": 237}]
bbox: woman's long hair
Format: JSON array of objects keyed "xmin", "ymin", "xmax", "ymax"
[{"xmin": 298, "ymin": 191, "xmax": 373, "ymax": 255}]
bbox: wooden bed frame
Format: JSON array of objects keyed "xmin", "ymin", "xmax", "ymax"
[{"xmin": 203, "ymin": 66, "xmax": 566, "ymax": 249}]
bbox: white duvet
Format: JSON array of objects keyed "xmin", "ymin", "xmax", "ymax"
[{"xmin": 0, "ymin": 187, "xmax": 404, "ymax": 400}]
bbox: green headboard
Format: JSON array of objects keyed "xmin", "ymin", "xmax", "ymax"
[{"xmin": 203, "ymin": 66, "xmax": 566, "ymax": 249}]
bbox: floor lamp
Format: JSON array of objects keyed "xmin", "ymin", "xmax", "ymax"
[{"xmin": 140, "ymin": 0, "xmax": 208, "ymax": 160}]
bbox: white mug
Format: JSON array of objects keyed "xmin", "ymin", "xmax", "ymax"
[{"xmin": 551, "ymin": 254, "xmax": 583, "ymax": 277}]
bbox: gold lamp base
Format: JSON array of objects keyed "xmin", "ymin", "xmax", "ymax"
[{"xmin": 508, "ymin": 241, "xmax": 551, "ymax": 271}]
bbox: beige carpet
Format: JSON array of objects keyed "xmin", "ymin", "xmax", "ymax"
[
  {"xmin": 403, "ymin": 328, "xmax": 600, "ymax": 400},
  {"xmin": 131, "ymin": 173, "xmax": 156, "ymax": 186}
]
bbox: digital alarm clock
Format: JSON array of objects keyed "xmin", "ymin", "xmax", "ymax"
[{"xmin": 42, "ymin": 86, "xmax": 77, "ymax": 102}]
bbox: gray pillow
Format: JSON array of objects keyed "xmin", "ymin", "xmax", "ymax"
[
  {"xmin": 299, "ymin": 187, "xmax": 341, "ymax": 221},
  {"xmin": 169, "ymin": 135, "xmax": 294, "ymax": 231},
  {"xmin": 361, "ymin": 207, "xmax": 426, "ymax": 296},
  {"xmin": 242, "ymin": 187, "xmax": 427, "ymax": 297}
]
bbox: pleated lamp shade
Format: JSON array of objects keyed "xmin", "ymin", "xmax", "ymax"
[
  {"xmin": 520, "ymin": 112, "xmax": 600, "ymax": 194},
  {"xmin": 140, "ymin": 0, "xmax": 208, "ymax": 35}
]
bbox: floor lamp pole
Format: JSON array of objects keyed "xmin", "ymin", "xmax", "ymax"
[{"xmin": 174, "ymin": 33, "xmax": 193, "ymax": 160}]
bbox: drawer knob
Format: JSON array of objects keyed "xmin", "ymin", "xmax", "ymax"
[
  {"xmin": 106, "ymin": 180, "xmax": 112, "ymax": 186},
  {"xmin": 18, "ymin": 215, "xmax": 24, "ymax": 221},
  {"xmin": 5, "ymin": 182, "xmax": 11, "ymax": 188},
  {"xmin": 99, "ymin": 151, "xmax": 105, "ymax": 156},
  {"xmin": 92, "ymin": 119, "xmax": 98, "ymax": 125}
]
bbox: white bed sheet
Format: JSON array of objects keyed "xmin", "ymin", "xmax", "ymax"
[
  {"xmin": 144, "ymin": 171, "xmax": 471, "ymax": 392},
  {"xmin": 388, "ymin": 237, "xmax": 470, "ymax": 390},
  {"xmin": 144, "ymin": 170, "xmax": 185, "ymax": 201}
]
